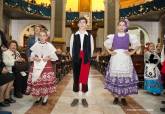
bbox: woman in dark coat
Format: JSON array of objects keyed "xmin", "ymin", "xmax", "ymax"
[{"xmin": 0, "ymin": 30, "xmax": 15, "ymax": 107}]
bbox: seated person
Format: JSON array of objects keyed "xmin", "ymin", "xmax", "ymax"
[
  {"xmin": 3, "ymin": 40, "xmax": 27, "ymax": 98},
  {"xmin": 0, "ymin": 31, "xmax": 15, "ymax": 107}
]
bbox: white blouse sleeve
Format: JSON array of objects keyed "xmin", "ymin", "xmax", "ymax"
[
  {"xmin": 50, "ymin": 52, "xmax": 58, "ymax": 61},
  {"xmin": 69, "ymin": 34, "xmax": 74, "ymax": 57},
  {"xmin": 48, "ymin": 43, "xmax": 58, "ymax": 61},
  {"xmin": 104, "ymin": 34, "xmax": 114, "ymax": 49},
  {"xmin": 129, "ymin": 34, "xmax": 141, "ymax": 49},
  {"xmin": 90, "ymin": 35, "xmax": 94, "ymax": 57}
]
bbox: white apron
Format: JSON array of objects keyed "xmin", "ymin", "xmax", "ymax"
[
  {"xmin": 144, "ymin": 63, "xmax": 159, "ymax": 80},
  {"xmin": 109, "ymin": 49, "xmax": 133, "ymax": 78},
  {"xmin": 32, "ymin": 60, "xmax": 47, "ymax": 82}
]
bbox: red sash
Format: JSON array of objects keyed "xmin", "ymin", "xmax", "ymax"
[{"xmin": 79, "ymin": 51, "xmax": 90, "ymax": 84}]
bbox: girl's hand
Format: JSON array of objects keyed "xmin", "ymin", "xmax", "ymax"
[
  {"xmin": 111, "ymin": 51, "xmax": 117, "ymax": 56},
  {"xmin": 108, "ymin": 51, "xmax": 117, "ymax": 56}
]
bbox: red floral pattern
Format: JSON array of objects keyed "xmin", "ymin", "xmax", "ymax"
[{"xmin": 26, "ymin": 61, "xmax": 56, "ymax": 97}]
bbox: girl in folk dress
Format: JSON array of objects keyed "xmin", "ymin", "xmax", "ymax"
[
  {"xmin": 104, "ymin": 19, "xmax": 140, "ymax": 106},
  {"xmin": 26, "ymin": 30, "xmax": 58, "ymax": 105},
  {"xmin": 144, "ymin": 42, "xmax": 163, "ymax": 95}
]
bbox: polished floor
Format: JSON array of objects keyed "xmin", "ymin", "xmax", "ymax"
[{"xmin": 1, "ymin": 68, "xmax": 165, "ymax": 114}]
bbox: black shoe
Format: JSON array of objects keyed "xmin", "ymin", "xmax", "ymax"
[
  {"xmin": 160, "ymin": 108, "xmax": 165, "ymax": 112},
  {"xmin": 5, "ymin": 98, "xmax": 16, "ymax": 103},
  {"xmin": 34, "ymin": 97, "xmax": 42, "ymax": 104},
  {"xmin": 82, "ymin": 98, "xmax": 88, "ymax": 107},
  {"xmin": 161, "ymin": 101, "xmax": 165, "ymax": 104},
  {"xmin": 42, "ymin": 100, "xmax": 48, "ymax": 105},
  {"xmin": 24, "ymin": 92, "xmax": 30, "ymax": 95},
  {"xmin": 152, "ymin": 93, "xmax": 161, "ymax": 96},
  {"xmin": 0, "ymin": 102, "xmax": 10, "ymax": 107},
  {"xmin": 14, "ymin": 92, "xmax": 23, "ymax": 98},
  {"xmin": 70, "ymin": 99, "xmax": 79, "ymax": 107},
  {"xmin": 120, "ymin": 98, "xmax": 127, "ymax": 106},
  {"xmin": 113, "ymin": 97, "xmax": 119, "ymax": 105}
]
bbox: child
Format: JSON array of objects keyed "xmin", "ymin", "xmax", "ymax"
[
  {"xmin": 26, "ymin": 30, "xmax": 58, "ymax": 105},
  {"xmin": 104, "ymin": 19, "xmax": 140, "ymax": 106},
  {"xmin": 144, "ymin": 42, "xmax": 163, "ymax": 95},
  {"xmin": 70, "ymin": 17, "xmax": 94, "ymax": 107}
]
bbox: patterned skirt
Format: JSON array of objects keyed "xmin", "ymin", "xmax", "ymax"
[
  {"xmin": 26, "ymin": 61, "xmax": 56, "ymax": 97},
  {"xmin": 144, "ymin": 64, "xmax": 163, "ymax": 94},
  {"xmin": 144, "ymin": 80, "xmax": 163, "ymax": 94},
  {"xmin": 105, "ymin": 63, "xmax": 139, "ymax": 97}
]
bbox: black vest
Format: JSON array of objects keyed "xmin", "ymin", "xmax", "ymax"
[{"xmin": 72, "ymin": 33, "xmax": 91, "ymax": 64}]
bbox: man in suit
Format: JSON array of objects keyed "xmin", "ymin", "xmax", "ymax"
[{"xmin": 26, "ymin": 25, "xmax": 41, "ymax": 59}]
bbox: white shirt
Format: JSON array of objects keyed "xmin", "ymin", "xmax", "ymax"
[{"xmin": 70, "ymin": 31, "xmax": 94, "ymax": 57}]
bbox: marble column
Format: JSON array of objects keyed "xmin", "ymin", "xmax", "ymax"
[
  {"xmin": 51, "ymin": 0, "xmax": 66, "ymax": 50},
  {"xmin": 104, "ymin": 0, "xmax": 119, "ymax": 39},
  {"xmin": 54, "ymin": 0, "xmax": 66, "ymax": 39},
  {"xmin": 0, "ymin": 0, "xmax": 3, "ymax": 30},
  {"xmin": 50, "ymin": 0, "xmax": 56, "ymax": 40}
]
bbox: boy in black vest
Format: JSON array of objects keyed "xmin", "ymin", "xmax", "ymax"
[{"xmin": 70, "ymin": 17, "xmax": 94, "ymax": 107}]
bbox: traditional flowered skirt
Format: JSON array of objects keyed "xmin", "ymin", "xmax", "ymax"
[
  {"xmin": 104, "ymin": 49, "xmax": 139, "ymax": 97},
  {"xmin": 26, "ymin": 61, "xmax": 56, "ymax": 97},
  {"xmin": 144, "ymin": 63, "xmax": 163, "ymax": 94}
]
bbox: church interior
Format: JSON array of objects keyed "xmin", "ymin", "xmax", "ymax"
[{"xmin": 0, "ymin": 0, "xmax": 165, "ymax": 114}]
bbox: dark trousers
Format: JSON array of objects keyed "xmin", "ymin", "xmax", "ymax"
[
  {"xmin": 14, "ymin": 72, "xmax": 28, "ymax": 94},
  {"xmin": 72, "ymin": 59, "xmax": 88, "ymax": 93}
]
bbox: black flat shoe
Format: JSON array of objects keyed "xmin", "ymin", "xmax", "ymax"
[
  {"xmin": 161, "ymin": 101, "xmax": 165, "ymax": 104},
  {"xmin": 113, "ymin": 97, "xmax": 119, "ymax": 105},
  {"xmin": 82, "ymin": 98, "xmax": 88, "ymax": 107},
  {"xmin": 160, "ymin": 108, "xmax": 165, "ymax": 112},
  {"xmin": 5, "ymin": 98, "xmax": 16, "ymax": 103},
  {"xmin": 42, "ymin": 100, "xmax": 48, "ymax": 105},
  {"xmin": 152, "ymin": 93, "xmax": 161, "ymax": 96},
  {"xmin": 34, "ymin": 97, "xmax": 42, "ymax": 104},
  {"xmin": 0, "ymin": 102, "xmax": 10, "ymax": 107},
  {"xmin": 120, "ymin": 98, "xmax": 127, "ymax": 106},
  {"xmin": 70, "ymin": 99, "xmax": 79, "ymax": 107},
  {"xmin": 14, "ymin": 92, "xmax": 23, "ymax": 98}
]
